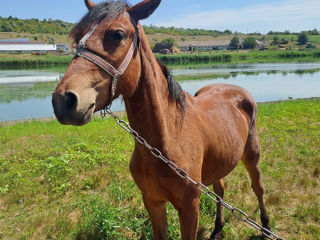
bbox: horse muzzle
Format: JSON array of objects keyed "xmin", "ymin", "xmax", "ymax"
[{"xmin": 52, "ymin": 91, "xmax": 95, "ymax": 126}]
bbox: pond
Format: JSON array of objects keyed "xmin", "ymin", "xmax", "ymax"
[{"xmin": 1, "ymin": 63, "xmax": 320, "ymax": 122}]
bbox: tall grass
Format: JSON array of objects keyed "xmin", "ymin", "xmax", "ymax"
[
  {"xmin": 0, "ymin": 53, "xmax": 72, "ymax": 69},
  {"xmin": 157, "ymin": 50, "xmax": 320, "ymax": 65},
  {"xmin": 1, "ymin": 49, "xmax": 320, "ymax": 69}
]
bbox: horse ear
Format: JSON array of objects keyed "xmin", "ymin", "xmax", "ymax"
[
  {"xmin": 128, "ymin": 0, "xmax": 161, "ymax": 21},
  {"xmin": 84, "ymin": 0, "xmax": 97, "ymax": 10}
]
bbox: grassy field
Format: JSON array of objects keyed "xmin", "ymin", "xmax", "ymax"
[{"xmin": 0, "ymin": 99, "xmax": 320, "ymax": 239}]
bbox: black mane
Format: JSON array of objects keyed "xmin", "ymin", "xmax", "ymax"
[
  {"xmin": 157, "ymin": 60, "xmax": 186, "ymax": 111},
  {"xmin": 70, "ymin": 1, "xmax": 129, "ymax": 43}
]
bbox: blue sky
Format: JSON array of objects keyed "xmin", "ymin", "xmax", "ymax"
[{"xmin": 0, "ymin": 0, "xmax": 319, "ymax": 33}]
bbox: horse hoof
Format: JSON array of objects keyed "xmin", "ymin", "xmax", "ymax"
[{"xmin": 209, "ymin": 232, "xmax": 222, "ymax": 240}]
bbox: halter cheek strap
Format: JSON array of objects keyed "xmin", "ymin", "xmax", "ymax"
[{"xmin": 74, "ymin": 23, "xmax": 138, "ymax": 104}]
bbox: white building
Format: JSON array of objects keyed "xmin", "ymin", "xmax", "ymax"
[
  {"xmin": 178, "ymin": 40, "xmax": 231, "ymax": 52},
  {"xmin": 0, "ymin": 40, "xmax": 57, "ymax": 52}
]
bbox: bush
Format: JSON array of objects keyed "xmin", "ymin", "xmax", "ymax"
[
  {"xmin": 298, "ymin": 32, "xmax": 308, "ymax": 45},
  {"xmin": 229, "ymin": 36, "xmax": 240, "ymax": 49},
  {"xmin": 161, "ymin": 38, "xmax": 175, "ymax": 44}
]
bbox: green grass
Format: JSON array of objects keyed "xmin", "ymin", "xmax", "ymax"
[
  {"xmin": 263, "ymin": 34, "xmax": 320, "ymax": 45},
  {"xmin": 0, "ymin": 81, "xmax": 58, "ymax": 104},
  {"xmin": 0, "ymin": 99, "xmax": 320, "ymax": 239}
]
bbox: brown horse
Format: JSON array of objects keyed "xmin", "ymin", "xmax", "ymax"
[{"xmin": 52, "ymin": 0, "xmax": 271, "ymax": 239}]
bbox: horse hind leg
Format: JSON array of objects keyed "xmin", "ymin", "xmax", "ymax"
[
  {"xmin": 242, "ymin": 125, "xmax": 271, "ymax": 231},
  {"xmin": 210, "ymin": 179, "xmax": 225, "ymax": 240}
]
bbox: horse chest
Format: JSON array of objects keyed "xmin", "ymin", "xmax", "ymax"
[{"xmin": 129, "ymin": 151, "xmax": 176, "ymax": 199}]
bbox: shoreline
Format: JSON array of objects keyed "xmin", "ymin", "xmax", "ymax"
[{"xmin": 1, "ymin": 97, "xmax": 319, "ymax": 126}]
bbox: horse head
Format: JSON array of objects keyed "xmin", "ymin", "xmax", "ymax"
[{"xmin": 52, "ymin": 0, "xmax": 161, "ymax": 125}]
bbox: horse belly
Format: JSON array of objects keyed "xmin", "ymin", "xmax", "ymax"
[{"xmin": 198, "ymin": 102, "xmax": 250, "ymax": 185}]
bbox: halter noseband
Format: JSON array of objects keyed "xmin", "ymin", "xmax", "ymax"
[{"xmin": 74, "ymin": 21, "xmax": 138, "ymax": 106}]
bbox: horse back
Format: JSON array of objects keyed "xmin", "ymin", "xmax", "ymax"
[{"xmin": 194, "ymin": 83, "xmax": 257, "ymax": 128}]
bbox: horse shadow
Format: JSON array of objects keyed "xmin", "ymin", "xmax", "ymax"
[{"xmin": 196, "ymin": 227, "xmax": 263, "ymax": 240}]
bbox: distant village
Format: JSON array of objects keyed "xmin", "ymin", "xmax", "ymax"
[
  {"xmin": 153, "ymin": 39, "xmax": 268, "ymax": 54},
  {"xmin": 0, "ymin": 37, "xmax": 269, "ymax": 55}
]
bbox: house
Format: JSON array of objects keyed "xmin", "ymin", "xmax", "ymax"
[
  {"xmin": 56, "ymin": 43, "xmax": 72, "ymax": 54},
  {"xmin": 0, "ymin": 38, "xmax": 57, "ymax": 53},
  {"xmin": 178, "ymin": 40, "xmax": 231, "ymax": 52},
  {"xmin": 152, "ymin": 42, "xmax": 181, "ymax": 54},
  {"xmin": 256, "ymin": 40, "xmax": 269, "ymax": 50}
]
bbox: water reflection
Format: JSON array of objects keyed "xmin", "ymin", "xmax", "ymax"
[
  {"xmin": 0, "ymin": 82, "xmax": 58, "ymax": 104},
  {"xmin": 180, "ymin": 72, "xmax": 320, "ymax": 102},
  {"xmin": 1, "ymin": 63, "xmax": 320, "ymax": 122}
]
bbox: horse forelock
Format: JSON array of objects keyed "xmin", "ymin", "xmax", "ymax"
[{"xmin": 70, "ymin": 1, "xmax": 130, "ymax": 43}]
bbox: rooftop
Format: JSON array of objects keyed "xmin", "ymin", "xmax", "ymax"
[{"xmin": 178, "ymin": 40, "xmax": 231, "ymax": 47}]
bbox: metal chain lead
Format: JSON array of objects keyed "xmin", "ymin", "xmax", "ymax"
[{"xmin": 103, "ymin": 107, "xmax": 284, "ymax": 240}]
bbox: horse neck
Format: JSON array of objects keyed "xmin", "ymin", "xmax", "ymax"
[{"xmin": 123, "ymin": 29, "xmax": 180, "ymax": 147}]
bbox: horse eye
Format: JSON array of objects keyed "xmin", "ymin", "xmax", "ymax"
[{"xmin": 112, "ymin": 30, "xmax": 125, "ymax": 41}]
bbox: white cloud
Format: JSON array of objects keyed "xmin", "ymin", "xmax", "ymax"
[{"xmin": 154, "ymin": 0, "xmax": 320, "ymax": 32}]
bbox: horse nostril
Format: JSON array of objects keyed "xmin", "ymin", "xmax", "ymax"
[{"xmin": 65, "ymin": 92, "xmax": 78, "ymax": 110}]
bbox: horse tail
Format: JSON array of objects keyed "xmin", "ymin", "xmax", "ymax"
[{"xmin": 239, "ymin": 98, "xmax": 257, "ymax": 130}]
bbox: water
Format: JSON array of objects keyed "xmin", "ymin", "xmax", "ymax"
[{"xmin": 1, "ymin": 63, "xmax": 320, "ymax": 122}]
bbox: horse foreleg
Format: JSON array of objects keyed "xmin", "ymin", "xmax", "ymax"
[
  {"xmin": 143, "ymin": 195, "xmax": 168, "ymax": 240},
  {"xmin": 177, "ymin": 194, "xmax": 200, "ymax": 240},
  {"xmin": 210, "ymin": 179, "xmax": 225, "ymax": 240}
]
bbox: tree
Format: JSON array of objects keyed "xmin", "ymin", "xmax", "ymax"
[
  {"xmin": 243, "ymin": 37, "xmax": 256, "ymax": 49},
  {"xmin": 229, "ymin": 36, "xmax": 240, "ymax": 49},
  {"xmin": 297, "ymin": 32, "xmax": 308, "ymax": 45},
  {"xmin": 272, "ymin": 36, "xmax": 280, "ymax": 45},
  {"xmin": 48, "ymin": 37, "xmax": 55, "ymax": 44},
  {"xmin": 310, "ymin": 28, "xmax": 319, "ymax": 35},
  {"xmin": 161, "ymin": 38, "xmax": 175, "ymax": 44}
]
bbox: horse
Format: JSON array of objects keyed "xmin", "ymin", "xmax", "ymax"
[{"xmin": 52, "ymin": 0, "xmax": 271, "ymax": 239}]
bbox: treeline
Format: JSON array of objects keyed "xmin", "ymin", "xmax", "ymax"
[
  {"xmin": 267, "ymin": 29, "xmax": 319, "ymax": 36},
  {"xmin": 144, "ymin": 25, "xmax": 232, "ymax": 36},
  {"xmin": 0, "ymin": 16, "xmax": 73, "ymax": 35}
]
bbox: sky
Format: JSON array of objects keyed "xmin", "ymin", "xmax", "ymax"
[{"xmin": 0, "ymin": 0, "xmax": 319, "ymax": 33}]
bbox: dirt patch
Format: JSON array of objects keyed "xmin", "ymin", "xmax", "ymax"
[{"xmin": 68, "ymin": 209, "xmax": 82, "ymax": 223}]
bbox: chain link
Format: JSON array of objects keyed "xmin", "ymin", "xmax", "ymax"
[{"xmin": 103, "ymin": 107, "xmax": 284, "ymax": 240}]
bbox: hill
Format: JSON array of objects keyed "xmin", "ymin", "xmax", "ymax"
[{"xmin": 0, "ymin": 16, "xmax": 320, "ymax": 51}]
